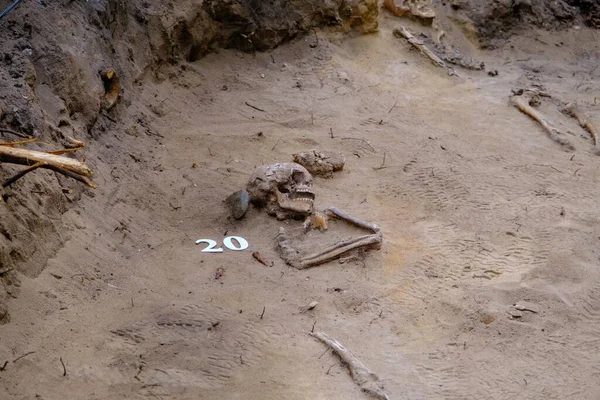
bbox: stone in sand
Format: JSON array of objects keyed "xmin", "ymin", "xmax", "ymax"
[{"xmin": 226, "ymin": 190, "xmax": 249, "ymax": 220}]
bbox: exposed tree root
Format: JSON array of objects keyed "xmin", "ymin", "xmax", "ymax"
[
  {"xmin": 0, "ymin": 138, "xmax": 37, "ymax": 147},
  {"xmin": 0, "ymin": 138, "xmax": 95, "ymax": 189},
  {"xmin": 2, "ymin": 163, "xmax": 43, "ymax": 188},
  {"xmin": 0, "ymin": 146, "xmax": 92, "ymax": 176}
]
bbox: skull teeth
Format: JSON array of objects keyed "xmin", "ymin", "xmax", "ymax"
[
  {"xmin": 286, "ymin": 190, "xmax": 314, "ymax": 201},
  {"xmin": 287, "ymin": 195, "xmax": 313, "ymax": 203}
]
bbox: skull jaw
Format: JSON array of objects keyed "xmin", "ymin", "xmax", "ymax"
[{"xmin": 265, "ymin": 191, "xmax": 314, "ymax": 220}]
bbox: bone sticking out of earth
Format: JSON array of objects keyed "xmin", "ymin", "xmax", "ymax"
[
  {"xmin": 383, "ymin": 0, "xmax": 435, "ymax": 20},
  {"xmin": 562, "ymin": 103, "xmax": 598, "ymax": 148},
  {"xmin": 246, "ymin": 162, "xmax": 315, "ymax": 220},
  {"xmin": 511, "ymin": 95, "xmax": 575, "ymax": 150},
  {"xmin": 303, "ymin": 212, "xmax": 329, "ymax": 232},
  {"xmin": 310, "ymin": 331, "xmax": 390, "ymax": 400},
  {"xmin": 101, "ymin": 68, "xmax": 120, "ymax": 110},
  {"xmin": 292, "ymin": 150, "xmax": 345, "ymax": 178},
  {"xmin": 240, "ymin": 162, "xmax": 382, "ymax": 268},
  {"xmin": 393, "ymin": 26, "xmax": 457, "ymax": 77},
  {"xmin": 278, "ymin": 207, "xmax": 382, "ymax": 269}
]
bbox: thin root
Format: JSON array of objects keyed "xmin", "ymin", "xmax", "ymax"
[
  {"xmin": 0, "ymin": 138, "xmax": 37, "ymax": 147},
  {"xmin": 2, "ymin": 162, "xmax": 44, "ymax": 188},
  {"xmin": 0, "ymin": 128, "xmax": 32, "ymax": 139}
]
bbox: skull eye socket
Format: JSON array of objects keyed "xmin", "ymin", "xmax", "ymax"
[
  {"xmin": 278, "ymin": 185, "xmax": 290, "ymax": 194},
  {"xmin": 292, "ymin": 170, "xmax": 305, "ymax": 183}
]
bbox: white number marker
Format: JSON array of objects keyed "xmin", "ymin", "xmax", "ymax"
[
  {"xmin": 195, "ymin": 239, "xmax": 224, "ymax": 253},
  {"xmin": 223, "ymin": 236, "xmax": 249, "ymax": 251}
]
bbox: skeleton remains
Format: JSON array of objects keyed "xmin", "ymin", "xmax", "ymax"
[
  {"xmin": 245, "ymin": 162, "xmax": 382, "ymax": 269},
  {"xmin": 246, "ymin": 162, "xmax": 315, "ymax": 220},
  {"xmin": 383, "ymin": 0, "xmax": 435, "ymax": 20},
  {"xmin": 292, "ymin": 150, "xmax": 346, "ymax": 178}
]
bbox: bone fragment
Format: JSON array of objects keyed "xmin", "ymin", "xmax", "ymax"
[
  {"xmin": 303, "ymin": 212, "xmax": 328, "ymax": 232},
  {"xmin": 301, "ymin": 234, "xmax": 382, "ymax": 267},
  {"xmin": 511, "ymin": 96, "xmax": 575, "ymax": 150},
  {"xmin": 563, "ymin": 103, "xmax": 598, "ymax": 147},
  {"xmin": 384, "ymin": 0, "xmax": 435, "ymax": 20},
  {"xmin": 325, "ymin": 207, "xmax": 381, "ymax": 233},
  {"xmin": 393, "ymin": 26, "xmax": 456, "ymax": 77},
  {"xmin": 277, "ymin": 208, "xmax": 382, "ymax": 269},
  {"xmin": 292, "ymin": 150, "xmax": 345, "ymax": 178},
  {"xmin": 310, "ymin": 331, "xmax": 390, "ymax": 400},
  {"xmin": 276, "ymin": 227, "xmax": 304, "ymax": 269}
]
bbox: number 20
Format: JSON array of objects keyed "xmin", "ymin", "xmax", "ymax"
[{"xmin": 195, "ymin": 236, "xmax": 249, "ymax": 252}]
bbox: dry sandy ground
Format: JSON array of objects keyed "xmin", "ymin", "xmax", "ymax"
[{"xmin": 1, "ymin": 15, "xmax": 600, "ymax": 400}]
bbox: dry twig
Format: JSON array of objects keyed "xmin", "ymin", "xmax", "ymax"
[
  {"xmin": 12, "ymin": 351, "xmax": 36, "ymax": 363},
  {"xmin": 271, "ymin": 137, "xmax": 282, "ymax": 151},
  {"xmin": 245, "ymin": 101, "xmax": 265, "ymax": 112},
  {"xmin": 341, "ymin": 137, "xmax": 375, "ymax": 152},
  {"xmin": 388, "ymin": 97, "xmax": 398, "ymax": 113},
  {"xmin": 60, "ymin": 357, "xmax": 67, "ymax": 376}
]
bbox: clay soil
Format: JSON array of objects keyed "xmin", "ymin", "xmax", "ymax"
[{"xmin": 2, "ymin": 5, "xmax": 600, "ymax": 400}]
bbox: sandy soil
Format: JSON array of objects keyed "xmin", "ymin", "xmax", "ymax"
[{"xmin": 1, "ymin": 13, "xmax": 600, "ymax": 400}]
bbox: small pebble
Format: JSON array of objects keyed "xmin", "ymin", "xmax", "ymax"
[
  {"xmin": 509, "ymin": 310, "xmax": 523, "ymax": 318},
  {"xmin": 307, "ymin": 301, "xmax": 318, "ymax": 310}
]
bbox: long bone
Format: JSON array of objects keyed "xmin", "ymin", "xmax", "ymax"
[{"xmin": 277, "ymin": 207, "xmax": 382, "ymax": 269}]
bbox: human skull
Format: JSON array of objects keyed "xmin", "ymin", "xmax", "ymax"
[{"xmin": 246, "ymin": 163, "xmax": 315, "ymax": 220}]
